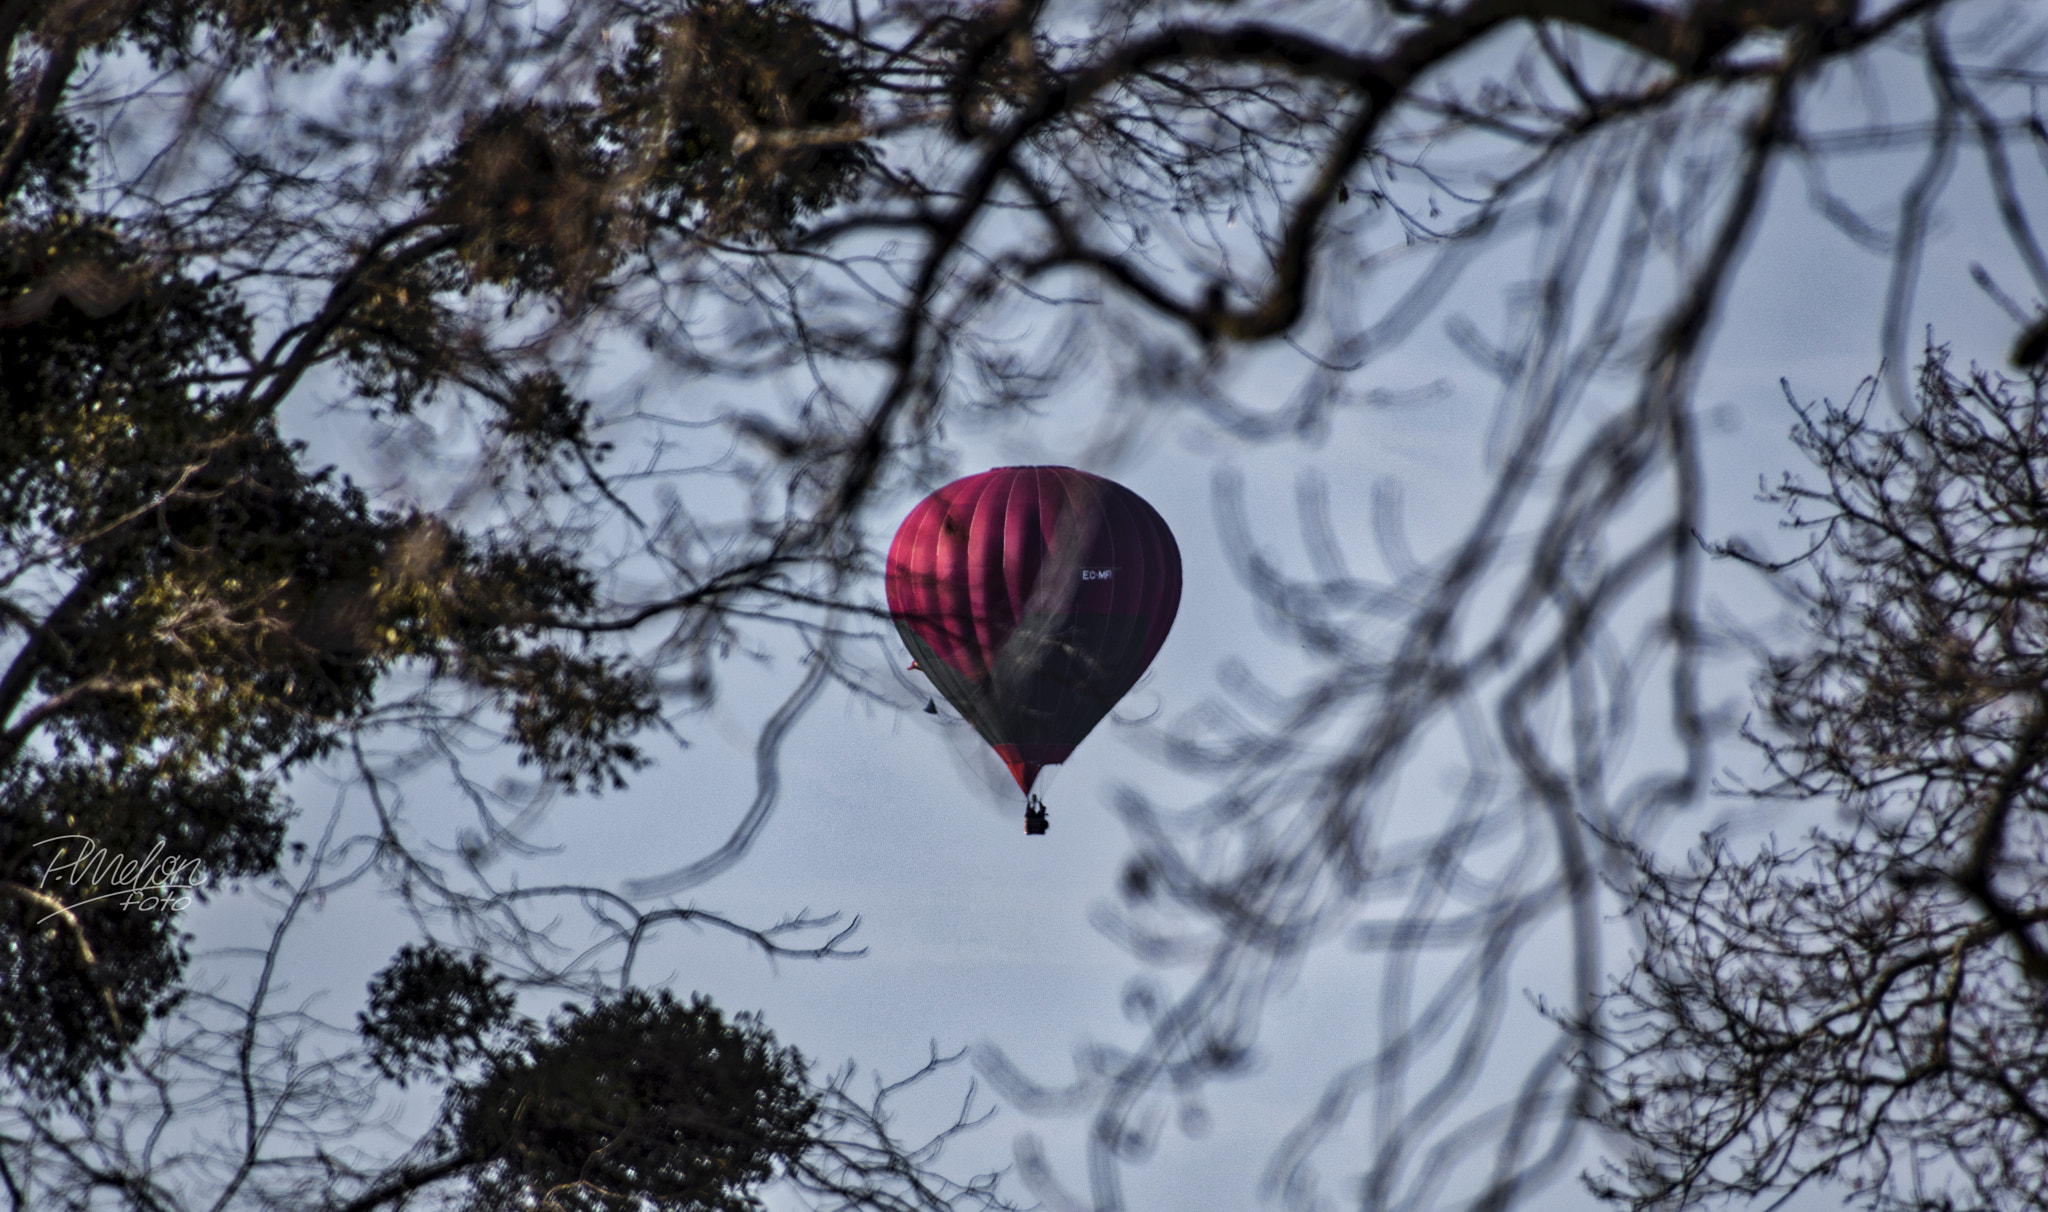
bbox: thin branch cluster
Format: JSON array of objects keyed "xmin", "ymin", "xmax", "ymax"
[{"xmin": 1592, "ymin": 353, "xmax": 2048, "ymax": 1212}]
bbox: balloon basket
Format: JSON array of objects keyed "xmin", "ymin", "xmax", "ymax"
[{"xmin": 1024, "ymin": 795, "xmax": 1049, "ymax": 836}]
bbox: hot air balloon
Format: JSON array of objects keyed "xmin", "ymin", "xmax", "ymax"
[{"xmin": 885, "ymin": 466, "xmax": 1181, "ymax": 834}]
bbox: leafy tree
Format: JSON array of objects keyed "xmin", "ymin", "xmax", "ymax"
[
  {"xmin": 1590, "ymin": 349, "xmax": 2048, "ymax": 1212},
  {"xmin": 0, "ymin": 0, "xmax": 987, "ymax": 1209},
  {"xmin": 454, "ymin": 990, "xmax": 817, "ymax": 1212},
  {"xmin": 359, "ymin": 942, "xmax": 519, "ymax": 1087},
  {"xmin": 0, "ymin": 203, "xmax": 659, "ymax": 1100}
]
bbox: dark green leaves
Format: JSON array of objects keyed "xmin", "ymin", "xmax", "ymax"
[
  {"xmin": 0, "ymin": 215, "xmax": 656, "ymax": 1097},
  {"xmin": 408, "ymin": 0, "xmax": 873, "ymax": 303},
  {"xmin": 492, "ymin": 646, "xmax": 659, "ymax": 793},
  {"xmin": 360, "ymin": 943, "xmax": 518, "ymax": 1087},
  {"xmin": 0, "ymin": 759, "xmax": 282, "ymax": 1101},
  {"xmin": 596, "ymin": 0, "xmax": 873, "ymax": 240},
  {"xmin": 123, "ymin": 0, "xmax": 434, "ymax": 66},
  {"xmin": 417, "ymin": 103, "xmax": 617, "ymax": 298},
  {"xmin": 453, "ymin": 989, "xmax": 817, "ymax": 1212}
]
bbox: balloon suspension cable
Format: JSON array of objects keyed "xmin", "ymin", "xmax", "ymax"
[{"xmin": 1024, "ymin": 794, "xmax": 1049, "ymax": 836}]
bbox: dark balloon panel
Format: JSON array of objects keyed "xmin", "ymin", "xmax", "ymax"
[{"xmin": 885, "ymin": 466, "xmax": 1181, "ymax": 796}]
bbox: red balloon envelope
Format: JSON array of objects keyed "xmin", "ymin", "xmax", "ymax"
[{"xmin": 886, "ymin": 466, "xmax": 1181, "ymax": 802}]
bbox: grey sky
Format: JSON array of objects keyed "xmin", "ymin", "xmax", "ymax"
[{"xmin": 165, "ymin": 6, "xmax": 2048, "ymax": 1211}]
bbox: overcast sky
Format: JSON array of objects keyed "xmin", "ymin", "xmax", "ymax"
[{"xmin": 193, "ymin": 12, "xmax": 2043, "ymax": 1212}]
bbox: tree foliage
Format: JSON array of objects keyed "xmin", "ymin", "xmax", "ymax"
[
  {"xmin": 454, "ymin": 990, "xmax": 818, "ymax": 1212},
  {"xmin": 359, "ymin": 942, "xmax": 518, "ymax": 1087},
  {"xmin": 0, "ymin": 0, "xmax": 1001, "ymax": 1206},
  {"xmin": 0, "ymin": 204, "xmax": 658, "ymax": 1096}
]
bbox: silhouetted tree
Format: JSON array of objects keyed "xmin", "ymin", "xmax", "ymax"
[
  {"xmin": 1591, "ymin": 349, "xmax": 2048, "ymax": 1212},
  {"xmin": 452, "ymin": 989, "xmax": 817, "ymax": 1212}
]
